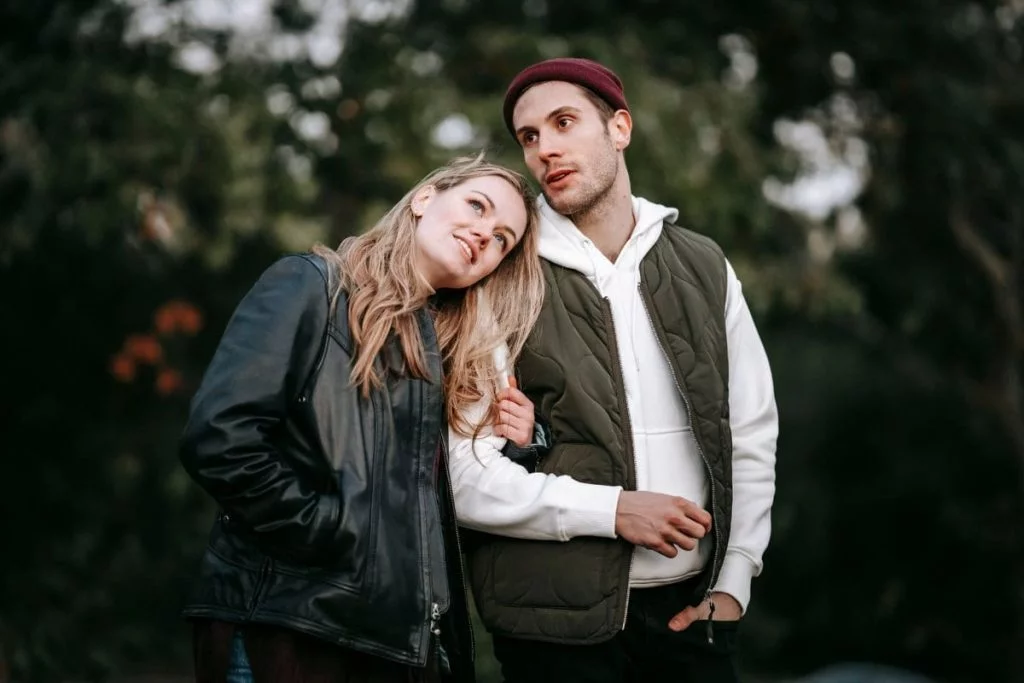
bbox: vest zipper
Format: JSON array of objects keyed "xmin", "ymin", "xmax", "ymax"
[
  {"xmin": 439, "ymin": 429, "xmax": 475, "ymax": 661},
  {"xmin": 637, "ymin": 283, "xmax": 722, "ymax": 645},
  {"xmin": 549, "ymin": 275, "xmax": 642, "ymax": 632},
  {"xmin": 599, "ymin": 296, "xmax": 640, "ymax": 630}
]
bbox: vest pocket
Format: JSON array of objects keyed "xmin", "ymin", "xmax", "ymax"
[{"xmin": 487, "ymin": 536, "xmax": 621, "ymax": 609}]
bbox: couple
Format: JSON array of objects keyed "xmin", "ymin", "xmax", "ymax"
[{"xmin": 180, "ymin": 58, "xmax": 778, "ymax": 683}]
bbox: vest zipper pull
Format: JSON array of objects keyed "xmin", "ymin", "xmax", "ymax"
[{"xmin": 705, "ymin": 593, "xmax": 716, "ymax": 644}]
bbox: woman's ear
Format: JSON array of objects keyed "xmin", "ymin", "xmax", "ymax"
[{"xmin": 411, "ymin": 185, "xmax": 436, "ymax": 217}]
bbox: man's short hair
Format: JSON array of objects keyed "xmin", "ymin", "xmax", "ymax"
[{"xmin": 578, "ymin": 86, "xmax": 616, "ymax": 124}]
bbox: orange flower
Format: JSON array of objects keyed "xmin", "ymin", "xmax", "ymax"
[
  {"xmin": 154, "ymin": 305, "xmax": 178, "ymax": 335},
  {"xmin": 155, "ymin": 368, "xmax": 184, "ymax": 395},
  {"xmin": 154, "ymin": 300, "xmax": 203, "ymax": 336},
  {"xmin": 110, "ymin": 354, "xmax": 136, "ymax": 383},
  {"xmin": 176, "ymin": 302, "xmax": 203, "ymax": 336},
  {"xmin": 124, "ymin": 334, "xmax": 164, "ymax": 364}
]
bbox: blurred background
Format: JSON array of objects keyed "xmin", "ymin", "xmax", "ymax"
[{"xmin": 2, "ymin": 0, "xmax": 1023, "ymax": 681}]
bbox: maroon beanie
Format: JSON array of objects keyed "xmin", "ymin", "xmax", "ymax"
[{"xmin": 502, "ymin": 57, "xmax": 629, "ymax": 137}]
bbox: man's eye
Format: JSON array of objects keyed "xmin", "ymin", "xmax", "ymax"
[
  {"xmin": 523, "ymin": 132, "xmax": 537, "ymax": 145},
  {"xmin": 558, "ymin": 117, "xmax": 572, "ymax": 128}
]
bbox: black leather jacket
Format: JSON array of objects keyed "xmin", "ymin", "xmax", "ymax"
[{"xmin": 179, "ymin": 254, "xmax": 473, "ymax": 680}]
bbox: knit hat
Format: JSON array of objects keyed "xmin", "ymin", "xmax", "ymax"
[{"xmin": 502, "ymin": 57, "xmax": 629, "ymax": 137}]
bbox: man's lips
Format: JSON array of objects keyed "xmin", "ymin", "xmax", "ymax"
[{"xmin": 545, "ymin": 169, "xmax": 574, "ymax": 185}]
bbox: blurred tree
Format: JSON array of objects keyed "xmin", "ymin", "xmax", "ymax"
[
  {"xmin": 1, "ymin": 0, "xmax": 1021, "ymax": 681},
  {"xmin": 0, "ymin": 1, "xmax": 329, "ymax": 679}
]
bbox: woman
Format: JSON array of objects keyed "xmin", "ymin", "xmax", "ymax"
[{"xmin": 179, "ymin": 155, "xmax": 544, "ymax": 683}]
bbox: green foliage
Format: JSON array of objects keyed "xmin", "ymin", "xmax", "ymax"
[{"xmin": 1, "ymin": 0, "xmax": 1021, "ymax": 681}]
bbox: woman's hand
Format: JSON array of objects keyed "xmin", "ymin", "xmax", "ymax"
[{"xmin": 493, "ymin": 376, "xmax": 535, "ymax": 447}]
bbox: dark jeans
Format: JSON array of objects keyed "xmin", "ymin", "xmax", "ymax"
[
  {"xmin": 491, "ymin": 579, "xmax": 740, "ymax": 683},
  {"xmin": 192, "ymin": 620, "xmax": 441, "ymax": 683}
]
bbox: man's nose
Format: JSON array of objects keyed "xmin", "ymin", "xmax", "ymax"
[{"xmin": 538, "ymin": 134, "xmax": 562, "ymax": 161}]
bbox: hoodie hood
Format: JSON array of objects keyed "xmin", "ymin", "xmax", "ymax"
[{"xmin": 536, "ymin": 195, "xmax": 678, "ymax": 281}]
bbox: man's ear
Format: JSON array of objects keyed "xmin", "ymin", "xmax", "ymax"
[
  {"xmin": 411, "ymin": 185, "xmax": 436, "ymax": 217},
  {"xmin": 610, "ymin": 110, "xmax": 633, "ymax": 151}
]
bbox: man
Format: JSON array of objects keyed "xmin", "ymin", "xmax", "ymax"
[{"xmin": 448, "ymin": 58, "xmax": 778, "ymax": 682}]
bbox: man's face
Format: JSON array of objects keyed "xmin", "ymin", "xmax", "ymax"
[{"xmin": 511, "ymin": 81, "xmax": 621, "ymax": 217}]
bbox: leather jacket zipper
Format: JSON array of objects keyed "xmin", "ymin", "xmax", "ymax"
[
  {"xmin": 429, "ymin": 601, "xmax": 442, "ymax": 636},
  {"xmin": 638, "ymin": 283, "xmax": 722, "ymax": 644},
  {"xmin": 439, "ymin": 430, "xmax": 475, "ymax": 661}
]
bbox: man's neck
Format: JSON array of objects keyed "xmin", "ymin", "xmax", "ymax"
[{"xmin": 571, "ymin": 174, "xmax": 635, "ymax": 263}]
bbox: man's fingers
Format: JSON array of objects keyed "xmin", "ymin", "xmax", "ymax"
[
  {"xmin": 692, "ymin": 507, "xmax": 713, "ymax": 532},
  {"xmin": 662, "ymin": 526, "xmax": 698, "ymax": 552},
  {"xmin": 649, "ymin": 539, "xmax": 679, "ymax": 558},
  {"xmin": 668, "ymin": 605, "xmax": 702, "ymax": 632},
  {"xmin": 673, "ymin": 498, "xmax": 712, "ymax": 532},
  {"xmin": 668, "ymin": 515, "xmax": 707, "ymax": 541}
]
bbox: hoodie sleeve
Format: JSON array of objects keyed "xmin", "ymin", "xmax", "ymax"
[
  {"xmin": 447, "ymin": 344, "xmax": 622, "ymax": 541},
  {"xmin": 711, "ymin": 260, "xmax": 779, "ymax": 613}
]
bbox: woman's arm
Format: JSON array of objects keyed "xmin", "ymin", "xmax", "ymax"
[
  {"xmin": 180, "ymin": 255, "xmax": 340, "ymax": 562},
  {"xmin": 448, "ymin": 343, "xmax": 621, "ymax": 541}
]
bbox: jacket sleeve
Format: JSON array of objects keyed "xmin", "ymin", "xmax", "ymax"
[
  {"xmin": 179, "ymin": 255, "xmax": 340, "ymax": 560},
  {"xmin": 448, "ymin": 343, "xmax": 622, "ymax": 541},
  {"xmin": 712, "ymin": 260, "xmax": 779, "ymax": 613}
]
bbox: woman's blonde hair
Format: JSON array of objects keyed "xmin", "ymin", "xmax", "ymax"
[{"xmin": 313, "ymin": 154, "xmax": 544, "ymax": 437}]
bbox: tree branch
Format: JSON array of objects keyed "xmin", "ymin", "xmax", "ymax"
[
  {"xmin": 949, "ymin": 207, "xmax": 1009, "ymax": 288},
  {"xmin": 949, "ymin": 205, "xmax": 1024, "ymax": 461}
]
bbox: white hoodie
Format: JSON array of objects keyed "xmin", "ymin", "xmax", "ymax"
[{"xmin": 449, "ymin": 195, "xmax": 778, "ymax": 612}]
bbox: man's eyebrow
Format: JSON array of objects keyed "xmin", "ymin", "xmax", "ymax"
[
  {"xmin": 514, "ymin": 106, "xmax": 584, "ymax": 137},
  {"xmin": 546, "ymin": 105, "xmax": 583, "ymax": 120}
]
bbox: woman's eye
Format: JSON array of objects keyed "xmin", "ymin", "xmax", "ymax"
[
  {"xmin": 558, "ymin": 117, "xmax": 572, "ymax": 128},
  {"xmin": 469, "ymin": 199, "xmax": 484, "ymax": 215},
  {"xmin": 494, "ymin": 233, "xmax": 508, "ymax": 248}
]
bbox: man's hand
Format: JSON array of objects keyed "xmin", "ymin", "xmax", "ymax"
[
  {"xmin": 493, "ymin": 376, "xmax": 535, "ymax": 447},
  {"xmin": 668, "ymin": 592, "xmax": 742, "ymax": 632},
  {"xmin": 614, "ymin": 491, "xmax": 712, "ymax": 557}
]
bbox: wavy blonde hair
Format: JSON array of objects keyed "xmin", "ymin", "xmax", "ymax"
[{"xmin": 313, "ymin": 154, "xmax": 544, "ymax": 437}]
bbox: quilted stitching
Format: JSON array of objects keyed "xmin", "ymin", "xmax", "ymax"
[{"xmin": 468, "ymin": 221, "xmax": 732, "ymax": 644}]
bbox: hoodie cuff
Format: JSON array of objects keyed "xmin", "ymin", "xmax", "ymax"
[
  {"xmin": 557, "ymin": 482, "xmax": 622, "ymax": 541},
  {"xmin": 712, "ymin": 550, "xmax": 758, "ymax": 614}
]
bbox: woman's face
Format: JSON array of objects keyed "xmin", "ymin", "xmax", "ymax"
[{"xmin": 412, "ymin": 175, "xmax": 528, "ymax": 291}]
